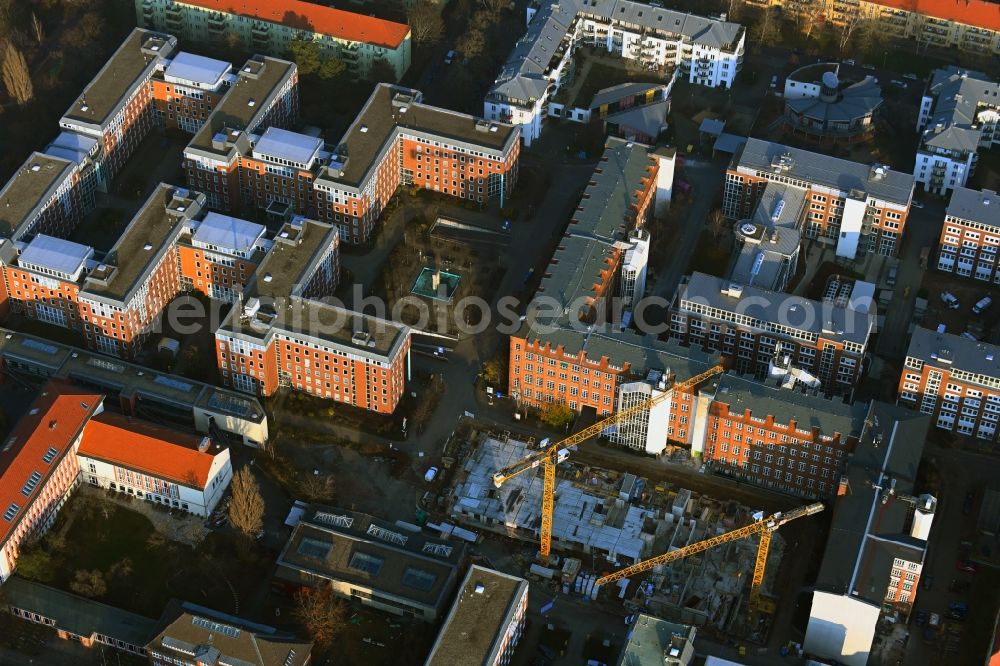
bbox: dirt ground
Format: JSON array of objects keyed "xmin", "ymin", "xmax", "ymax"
[{"xmin": 919, "ymin": 270, "xmax": 999, "ymax": 340}]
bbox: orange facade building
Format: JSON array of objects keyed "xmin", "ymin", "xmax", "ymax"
[
  {"xmin": 186, "ymin": 84, "xmax": 521, "ymax": 245},
  {"xmin": 150, "ymin": 51, "xmax": 235, "ymax": 134},
  {"xmin": 694, "ymin": 375, "xmax": 866, "ymax": 497}
]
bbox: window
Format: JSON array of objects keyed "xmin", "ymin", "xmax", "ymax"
[
  {"xmin": 348, "ymin": 551, "xmax": 384, "ymax": 575},
  {"xmin": 402, "ymin": 567, "xmax": 438, "ymax": 591}
]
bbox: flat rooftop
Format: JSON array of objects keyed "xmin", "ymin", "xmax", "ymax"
[
  {"xmin": 947, "ymin": 186, "xmax": 999, "ymax": 227},
  {"xmin": 187, "ymin": 57, "xmax": 296, "ymax": 156},
  {"xmin": 906, "ymin": 325, "xmax": 1000, "ymax": 379},
  {"xmin": 733, "ymin": 138, "xmax": 914, "ymax": 205},
  {"xmin": 62, "ymin": 29, "xmax": 174, "ymax": 128},
  {"xmin": 275, "ymin": 505, "xmax": 464, "ymax": 612},
  {"xmin": 707, "ymin": 375, "xmax": 866, "ymax": 436},
  {"xmin": 191, "ymin": 211, "xmax": 265, "ymax": 254},
  {"xmin": 570, "ymin": 138, "xmax": 653, "ymax": 242},
  {"xmin": 426, "ymin": 565, "xmax": 528, "ymax": 666},
  {"xmin": 252, "ymin": 219, "xmax": 336, "ymax": 300},
  {"xmin": 322, "ymin": 84, "xmax": 517, "ymax": 189},
  {"xmin": 83, "ymin": 185, "xmax": 193, "ymax": 302},
  {"xmin": 677, "ymin": 272, "xmax": 874, "ymax": 346},
  {"xmin": 253, "ymin": 127, "xmax": 323, "ymax": 167},
  {"xmin": 620, "ymin": 615, "xmax": 694, "ymax": 666},
  {"xmin": 17, "ymin": 234, "xmax": 93, "ymax": 278},
  {"xmin": 165, "ymin": 51, "xmax": 231, "ymax": 86},
  {"xmin": 0, "ymin": 153, "xmax": 75, "ymax": 239}
]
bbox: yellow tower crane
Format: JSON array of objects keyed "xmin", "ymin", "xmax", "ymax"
[
  {"xmin": 492, "ymin": 363, "xmax": 727, "ymax": 565},
  {"xmin": 595, "ymin": 502, "xmax": 824, "ymax": 613}
]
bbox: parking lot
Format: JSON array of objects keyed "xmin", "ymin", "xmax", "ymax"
[{"xmin": 918, "ymin": 269, "xmax": 999, "ymax": 342}]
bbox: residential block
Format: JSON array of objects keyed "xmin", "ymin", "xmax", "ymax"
[
  {"xmin": 723, "ymin": 138, "xmax": 914, "ymax": 258},
  {"xmin": 485, "ymin": 0, "xmax": 745, "ymax": 145},
  {"xmin": 898, "ymin": 326, "xmax": 1000, "ymax": 441},
  {"xmin": 136, "ymin": 0, "xmax": 412, "ymax": 81},
  {"xmin": 936, "ymin": 186, "xmax": 1000, "ymax": 281}
]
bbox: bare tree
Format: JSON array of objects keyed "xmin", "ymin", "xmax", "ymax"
[
  {"xmin": 725, "ymin": 0, "xmax": 743, "ymax": 22},
  {"xmin": 479, "ymin": 0, "xmax": 508, "ymax": 12},
  {"xmin": 471, "ymin": 9, "xmax": 500, "ymax": 30},
  {"xmin": 407, "ymin": 0, "xmax": 445, "ymax": 45},
  {"xmin": 228, "ymin": 467, "xmax": 265, "ymax": 541},
  {"xmin": 754, "ymin": 6, "xmax": 780, "ymax": 46},
  {"xmin": 456, "ymin": 28, "xmax": 486, "ymax": 60},
  {"xmin": 837, "ymin": 9, "xmax": 865, "ymax": 53},
  {"xmin": 795, "ymin": 2, "xmax": 824, "ymax": 40},
  {"xmin": 1, "ymin": 43, "xmax": 33, "ymax": 105},
  {"xmin": 708, "ymin": 209, "xmax": 728, "ymax": 239},
  {"xmin": 294, "ymin": 588, "xmax": 347, "ymax": 647},
  {"xmin": 30, "ymin": 12, "xmax": 43, "ymax": 45},
  {"xmin": 301, "ymin": 473, "xmax": 336, "ymax": 503}
]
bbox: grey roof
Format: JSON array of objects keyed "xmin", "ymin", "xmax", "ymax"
[
  {"xmin": 707, "ymin": 374, "xmax": 866, "ymax": 435},
  {"xmin": 921, "ymin": 66, "xmax": 1000, "ymax": 151},
  {"xmin": 906, "ymin": 325, "xmax": 1000, "ymax": 380},
  {"xmin": 814, "ymin": 402, "xmax": 929, "ymax": 605},
  {"xmin": 320, "ymin": 84, "xmax": 518, "ymax": 190},
  {"xmin": 699, "ymin": 118, "xmax": 726, "ymax": 136},
  {"xmin": 275, "ymin": 505, "xmax": 464, "ymax": 615},
  {"xmin": 45, "ymin": 131, "xmax": 98, "ymax": 165},
  {"xmin": 186, "ymin": 56, "xmax": 297, "ymax": 157},
  {"xmin": 946, "ymin": 186, "xmax": 999, "ymax": 226},
  {"xmin": 192, "ymin": 212, "xmax": 265, "ymax": 254},
  {"xmin": 489, "ymin": 0, "xmax": 743, "ymax": 105},
  {"xmin": 712, "ymin": 132, "xmax": 746, "ymax": 154},
  {"xmin": 590, "ymin": 82, "xmax": 664, "ymax": 110},
  {"xmin": 677, "ymin": 272, "xmax": 875, "ymax": 346},
  {"xmin": 165, "ymin": 52, "xmax": 231, "ymax": 86},
  {"xmin": 733, "ymin": 138, "xmax": 914, "ymax": 205},
  {"xmin": 3, "ymin": 576, "xmax": 157, "ymax": 646},
  {"xmin": 252, "ymin": 127, "xmax": 323, "ymax": 166},
  {"xmin": 619, "ymin": 614, "xmax": 695, "ymax": 666},
  {"xmin": 0, "ymin": 152, "xmax": 75, "ymax": 239},
  {"xmin": 785, "ymin": 76, "xmax": 882, "ymax": 125},
  {"xmin": 61, "ymin": 29, "xmax": 176, "ymax": 130},
  {"xmin": 606, "ymin": 102, "xmax": 669, "ymax": 140},
  {"xmin": 730, "ymin": 182, "xmax": 803, "ymax": 291},
  {"xmin": 18, "ymin": 234, "xmax": 93, "ymax": 277},
  {"xmin": 425, "ymin": 566, "xmax": 528, "ymax": 666},
  {"xmin": 150, "ymin": 600, "xmax": 311, "ymax": 666}
]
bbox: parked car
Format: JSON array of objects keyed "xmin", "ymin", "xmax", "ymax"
[
  {"xmin": 445, "ymin": 50, "xmax": 456, "ymax": 65},
  {"xmin": 770, "ymin": 75, "xmax": 778, "ymax": 88},
  {"xmin": 887, "ymin": 265, "xmax": 898, "ymax": 287},
  {"xmin": 891, "ymin": 79, "xmax": 908, "ymax": 88},
  {"xmin": 424, "ymin": 466, "xmax": 440, "ymax": 483},
  {"xmin": 916, "ymin": 610, "xmax": 928, "ymax": 626},
  {"xmin": 903, "ymin": 72, "xmax": 919, "ymax": 80},
  {"xmin": 844, "ymin": 58, "xmax": 856, "ymax": 65},
  {"xmin": 862, "ymin": 63, "xmax": 876, "ymax": 70},
  {"xmin": 956, "ymin": 560, "xmax": 978, "ymax": 574},
  {"xmin": 949, "ymin": 601, "xmax": 969, "ymax": 621},
  {"xmin": 940, "ymin": 291, "xmax": 960, "ymax": 309},
  {"xmin": 912, "ymin": 200, "xmax": 925, "ymax": 209},
  {"xmin": 973, "ymin": 296, "xmax": 992, "ymax": 314},
  {"xmin": 921, "ymin": 575, "xmax": 934, "ymax": 591}
]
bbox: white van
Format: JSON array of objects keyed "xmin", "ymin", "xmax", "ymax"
[
  {"xmin": 973, "ymin": 296, "xmax": 992, "ymax": 314},
  {"xmin": 940, "ymin": 292, "xmax": 960, "ymax": 309}
]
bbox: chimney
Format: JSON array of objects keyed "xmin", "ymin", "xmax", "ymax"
[{"xmin": 198, "ymin": 437, "xmax": 211, "ymax": 452}]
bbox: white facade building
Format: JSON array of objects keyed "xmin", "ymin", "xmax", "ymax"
[
  {"xmin": 485, "ymin": 0, "xmax": 744, "ymax": 145},
  {"xmin": 915, "ymin": 67, "xmax": 1000, "ymax": 195},
  {"xmin": 77, "ymin": 412, "xmax": 232, "ymax": 517},
  {"xmin": 611, "ymin": 372, "xmax": 673, "ymax": 455}
]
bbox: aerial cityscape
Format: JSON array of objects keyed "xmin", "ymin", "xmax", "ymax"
[{"xmin": 0, "ymin": 0, "xmax": 999, "ymax": 664}]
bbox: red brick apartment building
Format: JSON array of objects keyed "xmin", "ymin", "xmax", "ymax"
[
  {"xmin": 898, "ymin": 326, "xmax": 1000, "ymax": 441},
  {"xmin": 58, "ymin": 29, "xmax": 180, "ymax": 191},
  {"xmin": 187, "ymin": 84, "xmax": 520, "ymax": 245},
  {"xmin": 0, "ymin": 385, "xmax": 104, "ymax": 583},
  {"xmin": 935, "ymin": 186, "xmax": 1000, "ymax": 282},
  {"xmin": 150, "ymin": 51, "xmax": 235, "ymax": 134},
  {"xmin": 669, "ymin": 272, "xmax": 875, "ymax": 393},
  {"xmin": 182, "ymin": 55, "xmax": 300, "ymax": 213},
  {"xmin": 509, "ymin": 138, "xmax": 715, "ymax": 452},
  {"xmin": 0, "ymin": 185, "xmax": 275, "ymax": 358},
  {"xmin": 214, "ymin": 218, "xmax": 410, "ymax": 412},
  {"xmin": 693, "ymin": 375, "xmax": 867, "ymax": 497},
  {"xmin": 723, "ymin": 138, "xmax": 914, "ymax": 257}
]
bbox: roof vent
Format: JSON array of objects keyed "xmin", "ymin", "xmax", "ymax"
[
  {"xmin": 143, "ymin": 243, "xmax": 153, "ymax": 251},
  {"xmin": 360, "ymin": 125, "xmax": 369, "ymax": 133},
  {"xmin": 81, "ymin": 105, "xmax": 89, "ymax": 112},
  {"xmin": 474, "ymin": 583, "xmax": 485, "ymax": 594},
  {"xmin": 263, "ymin": 273, "xmax": 273, "ymax": 283},
  {"xmin": 30, "ymin": 165, "xmax": 40, "ymax": 173}
]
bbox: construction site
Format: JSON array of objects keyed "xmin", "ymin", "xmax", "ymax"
[{"xmin": 448, "ymin": 432, "xmax": 794, "ymax": 640}]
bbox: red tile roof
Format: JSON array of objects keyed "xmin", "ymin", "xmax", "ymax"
[
  {"xmin": 874, "ymin": 0, "xmax": 1000, "ymax": 32},
  {"xmin": 181, "ymin": 0, "xmax": 411, "ymax": 49},
  {"xmin": 0, "ymin": 385, "xmax": 104, "ymax": 547},
  {"xmin": 79, "ymin": 413, "xmax": 222, "ymax": 488}
]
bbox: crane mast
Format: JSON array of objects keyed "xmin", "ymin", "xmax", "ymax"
[{"xmin": 492, "ymin": 363, "xmax": 727, "ymax": 564}]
